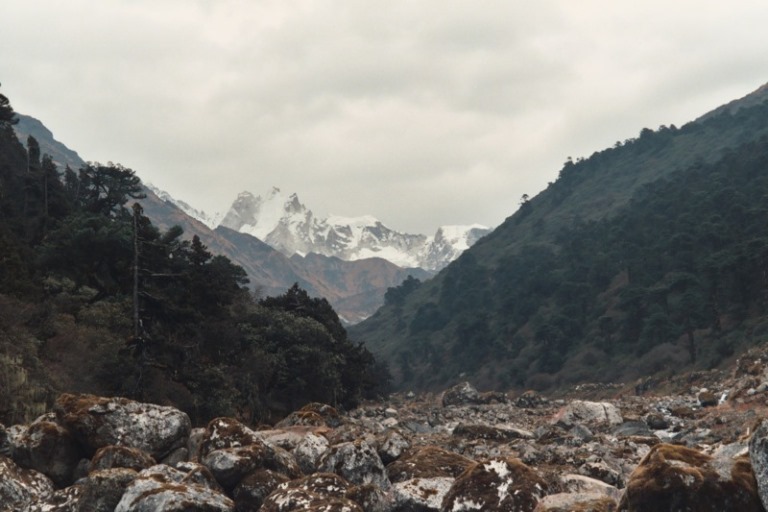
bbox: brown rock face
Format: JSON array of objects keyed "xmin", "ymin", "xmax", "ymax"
[
  {"xmin": 441, "ymin": 457, "xmax": 548, "ymax": 512},
  {"xmin": 618, "ymin": 443, "xmax": 763, "ymax": 512}
]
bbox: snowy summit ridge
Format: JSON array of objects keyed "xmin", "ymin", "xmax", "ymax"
[{"xmin": 156, "ymin": 185, "xmax": 490, "ymax": 271}]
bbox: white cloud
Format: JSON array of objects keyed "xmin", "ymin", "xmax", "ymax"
[{"xmin": 2, "ymin": 1, "xmax": 768, "ymax": 233}]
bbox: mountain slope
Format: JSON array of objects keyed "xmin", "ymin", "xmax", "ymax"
[{"xmin": 351, "ymin": 82, "xmax": 768, "ymax": 392}]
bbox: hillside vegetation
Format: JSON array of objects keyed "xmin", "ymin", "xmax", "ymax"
[
  {"xmin": 0, "ymin": 85, "xmax": 387, "ymax": 426},
  {"xmin": 352, "ymin": 84, "xmax": 768, "ymax": 392}
]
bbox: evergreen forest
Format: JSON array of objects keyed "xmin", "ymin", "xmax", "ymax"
[
  {"xmin": 0, "ymin": 85, "xmax": 387, "ymax": 426},
  {"xmin": 353, "ymin": 90, "xmax": 768, "ymax": 392}
]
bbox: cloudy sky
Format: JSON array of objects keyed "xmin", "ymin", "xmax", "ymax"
[{"xmin": 2, "ymin": 2, "xmax": 768, "ymax": 234}]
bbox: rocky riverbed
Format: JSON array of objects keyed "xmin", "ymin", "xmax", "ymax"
[{"xmin": 5, "ymin": 344, "xmax": 768, "ymax": 511}]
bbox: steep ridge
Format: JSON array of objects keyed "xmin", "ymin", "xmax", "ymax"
[{"xmin": 351, "ymin": 81, "xmax": 768, "ymax": 392}]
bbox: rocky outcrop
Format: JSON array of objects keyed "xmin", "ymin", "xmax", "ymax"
[{"xmin": 0, "ymin": 455, "xmax": 54, "ymax": 511}]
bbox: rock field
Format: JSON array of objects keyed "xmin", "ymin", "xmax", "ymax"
[{"xmin": 6, "ymin": 344, "xmax": 768, "ymax": 511}]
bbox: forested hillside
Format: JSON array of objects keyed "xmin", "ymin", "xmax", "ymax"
[
  {"xmin": 352, "ymin": 84, "xmax": 768, "ymax": 392},
  {"xmin": 0, "ymin": 85, "xmax": 386, "ymax": 426}
]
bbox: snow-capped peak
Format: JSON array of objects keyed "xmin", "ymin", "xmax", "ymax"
[{"xmin": 158, "ymin": 185, "xmax": 491, "ymax": 271}]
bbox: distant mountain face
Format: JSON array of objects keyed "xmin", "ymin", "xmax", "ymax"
[{"xmin": 13, "ymin": 114, "xmax": 85, "ymax": 170}]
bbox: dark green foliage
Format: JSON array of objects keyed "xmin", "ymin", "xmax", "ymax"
[{"xmin": 0, "ymin": 83, "xmax": 17, "ymax": 127}]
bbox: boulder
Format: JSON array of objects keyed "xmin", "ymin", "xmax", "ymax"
[
  {"xmin": 393, "ymin": 476, "xmax": 454, "ymax": 511},
  {"xmin": 618, "ymin": 443, "xmax": 763, "ymax": 511},
  {"xmin": 0, "ymin": 455, "xmax": 54, "ymax": 511},
  {"xmin": 345, "ymin": 483, "xmax": 392, "ymax": 512},
  {"xmin": 453, "ymin": 423, "xmax": 534, "ymax": 441},
  {"xmin": 232, "ymin": 469, "xmax": 290, "ymax": 512},
  {"xmin": 377, "ymin": 429, "xmax": 410, "ymax": 464},
  {"xmin": 749, "ymin": 418, "xmax": 768, "ymax": 510},
  {"xmin": 261, "ymin": 473, "xmax": 362, "ymax": 512},
  {"xmin": 442, "ymin": 381, "xmax": 481, "ymax": 407},
  {"xmin": 114, "ymin": 464, "xmax": 234, "ymax": 512},
  {"xmin": 387, "ymin": 446, "xmax": 475, "ymax": 483},
  {"xmin": 533, "ymin": 493, "xmax": 616, "ymax": 512},
  {"xmin": 202, "ymin": 441, "xmax": 302, "ymax": 490},
  {"xmin": 11, "ymin": 418, "xmax": 83, "ymax": 487},
  {"xmin": 318, "ymin": 440, "xmax": 390, "ymax": 490},
  {"xmin": 277, "ymin": 403, "xmax": 342, "ymax": 428},
  {"xmin": 441, "ymin": 457, "xmax": 547, "ymax": 512},
  {"xmin": 294, "ymin": 432, "xmax": 330, "ymax": 473},
  {"xmin": 90, "ymin": 445, "xmax": 156, "ymax": 472},
  {"xmin": 198, "ymin": 417, "xmax": 263, "ymax": 458},
  {"xmin": 25, "ymin": 484, "xmax": 83, "ymax": 512},
  {"xmin": 54, "ymin": 393, "xmax": 190, "ymax": 460},
  {"xmin": 27, "ymin": 469, "xmax": 138, "ymax": 512},
  {"xmin": 553, "ymin": 400, "xmax": 622, "ymax": 429}
]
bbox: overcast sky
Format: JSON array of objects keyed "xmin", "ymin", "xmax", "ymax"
[{"xmin": 2, "ymin": 2, "xmax": 768, "ymax": 234}]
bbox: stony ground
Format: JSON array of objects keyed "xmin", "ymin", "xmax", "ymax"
[{"xmin": 4, "ymin": 344, "xmax": 768, "ymax": 511}]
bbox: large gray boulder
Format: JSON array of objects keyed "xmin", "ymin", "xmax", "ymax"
[
  {"xmin": 317, "ymin": 440, "xmax": 390, "ymax": 490},
  {"xmin": 0, "ymin": 455, "xmax": 54, "ymax": 512},
  {"xmin": 54, "ymin": 393, "xmax": 191, "ymax": 460},
  {"xmin": 115, "ymin": 464, "xmax": 234, "ymax": 512}
]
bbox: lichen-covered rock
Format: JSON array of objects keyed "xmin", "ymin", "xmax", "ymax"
[
  {"xmin": 11, "ymin": 418, "xmax": 83, "ymax": 487},
  {"xmin": 203, "ymin": 441, "xmax": 302, "ymax": 490},
  {"xmin": 393, "ymin": 476, "xmax": 454, "ymax": 511},
  {"xmin": 198, "ymin": 417, "xmax": 263, "ymax": 459},
  {"xmin": 77, "ymin": 468, "xmax": 138, "ymax": 512},
  {"xmin": 748, "ymin": 419, "xmax": 768, "ymax": 511},
  {"xmin": 345, "ymin": 483, "xmax": 392, "ymax": 512},
  {"xmin": 533, "ymin": 493, "xmax": 616, "ymax": 512},
  {"xmin": 553, "ymin": 400, "xmax": 623, "ymax": 429},
  {"xmin": 440, "ymin": 457, "xmax": 547, "ymax": 512},
  {"xmin": 318, "ymin": 440, "xmax": 390, "ymax": 490},
  {"xmin": 0, "ymin": 455, "xmax": 54, "ymax": 512},
  {"xmin": 453, "ymin": 423, "xmax": 534, "ymax": 441},
  {"xmin": 26, "ymin": 484, "xmax": 83, "ymax": 512},
  {"xmin": 561, "ymin": 474, "xmax": 620, "ymax": 500},
  {"xmin": 442, "ymin": 381, "xmax": 481, "ymax": 407},
  {"xmin": 261, "ymin": 473, "xmax": 362, "ymax": 512},
  {"xmin": 618, "ymin": 443, "xmax": 762, "ymax": 511},
  {"xmin": 90, "ymin": 445, "xmax": 156, "ymax": 472},
  {"xmin": 377, "ymin": 429, "xmax": 410, "ymax": 464},
  {"xmin": 386, "ymin": 446, "xmax": 475, "ymax": 483},
  {"xmin": 278, "ymin": 403, "xmax": 342, "ymax": 428},
  {"xmin": 53, "ymin": 393, "xmax": 190, "ymax": 460},
  {"xmin": 294, "ymin": 432, "xmax": 330, "ymax": 473},
  {"xmin": 114, "ymin": 464, "xmax": 234, "ymax": 512},
  {"xmin": 28, "ymin": 469, "xmax": 138, "ymax": 512},
  {"xmin": 232, "ymin": 468, "xmax": 290, "ymax": 512}
]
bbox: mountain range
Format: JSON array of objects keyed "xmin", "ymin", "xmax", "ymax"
[
  {"xmin": 351, "ymin": 80, "xmax": 768, "ymax": 391},
  {"xmin": 153, "ymin": 185, "xmax": 490, "ymax": 272},
  {"xmin": 13, "ymin": 114, "xmax": 486, "ymax": 323}
]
